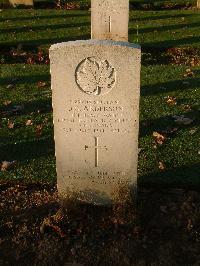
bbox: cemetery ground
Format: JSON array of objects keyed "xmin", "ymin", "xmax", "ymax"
[{"xmin": 0, "ymin": 7, "xmax": 200, "ymax": 265}]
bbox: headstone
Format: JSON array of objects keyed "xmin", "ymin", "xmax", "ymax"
[
  {"xmin": 9, "ymin": 0, "xmax": 33, "ymax": 6},
  {"xmin": 91, "ymin": 0, "xmax": 129, "ymax": 42},
  {"xmin": 197, "ymin": 0, "xmax": 200, "ymax": 9},
  {"xmin": 50, "ymin": 40, "xmax": 141, "ymax": 205}
]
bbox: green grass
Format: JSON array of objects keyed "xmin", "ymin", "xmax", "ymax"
[
  {"xmin": 0, "ymin": 8, "xmax": 199, "ymax": 188},
  {"xmin": 0, "ymin": 9, "xmax": 200, "ymax": 49},
  {"xmin": 0, "ymin": 64, "xmax": 199, "ymax": 187}
]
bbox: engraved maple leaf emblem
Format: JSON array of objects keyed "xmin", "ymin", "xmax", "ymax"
[{"xmin": 75, "ymin": 57, "xmax": 116, "ymax": 96}]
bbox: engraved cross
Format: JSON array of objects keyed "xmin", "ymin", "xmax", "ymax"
[
  {"xmin": 105, "ymin": 16, "xmax": 112, "ymax": 33},
  {"xmin": 85, "ymin": 137, "xmax": 108, "ymax": 167}
]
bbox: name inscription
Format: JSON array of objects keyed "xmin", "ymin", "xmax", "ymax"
[
  {"xmin": 55, "ymin": 99, "xmax": 136, "ymax": 134},
  {"xmin": 63, "ymin": 170, "xmax": 128, "ymax": 185}
]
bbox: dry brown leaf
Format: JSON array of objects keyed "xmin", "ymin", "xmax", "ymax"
[
  {"xmin": 181, "ymin": 104, "xmax": 192, "ymax": 111},
  {"xmin": 7, "ymin": 120, "xmax": 14, "ymax": 129},
  {"xmin": 37, "ymin": 81, "xmax": 46, "ymax": 88},
  {"xmin": 26, "ymin": 119, "xmax": 33, "ymax": 126},
  {"xmin": 183, "ymin": 68, "xmax": 194, "ymax": 77},
  {"xmin": 189, "ymin": 129, "xmax": 197, "ymax": 135},
  {"xmin": 3, "ymin": 100, "xmax": 12, "ymax": 106},
  {"xmin": 40, "ymin": 218, "xmax": 66, "ymax": 238},
  {"xmin": 6, "ymin": 84, "xmax": 14, "ymax": 89},
  {"xmin": 153, "ymin": 131, "xmax": 166, "ymax": 145},
  {"xmin": 1, "ymin": 160, "xmax": 17, "ymax": 171},
  {"xmin": 158, "ymin": 161, "xmax": 166, "ymax": 171},
  {"xmin": 35, "ymin": 124, "xmax": 43, "ymax": 137},
  {"xmin": 27, "ymin": 57, "xmax": 35, "ymax": 64},
  {"xmin": 166, "ymin": 96, "xmax": 177, "ymax": 106}
]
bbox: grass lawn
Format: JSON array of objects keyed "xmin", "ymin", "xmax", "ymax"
[
  {"xmin": 0, "ymin": 7, "xmax": 200, "ymax": 265},
  {"xmin": 0, "ymin": 8, "xmax": 200, "ymax": 188},
  {"xmin": 0, "ymin": 63, "xmax": 199, "ymax": 188},
  {"xmin": 0, "ymin": 9, "xmax": 200, "ymax": 49}
]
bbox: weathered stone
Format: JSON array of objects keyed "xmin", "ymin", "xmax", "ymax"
[
  {"xmin": 50, "ymin": 40, "xmax": 141, "ymax": 205},
  {"xmin": 91, "ymin": 0, "xmax": 129, "ymax": 42},
  {"xmin": 197, "ymin": 0, "xmax": 200, "ymax": 9},
  {"xmin": 9, "ymin": 0, "xmax": 33, "ymax": 6}
]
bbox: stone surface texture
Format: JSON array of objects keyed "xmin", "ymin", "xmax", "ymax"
[
  {"xmin": 91, "ymin": 0, "xmax": 129, "ymax": 42},
  {"xmin": 50, "ymin": 40, "xmax": 141, "ymax": 205},
  {"xmin": 197, "ymin": 0, "xmax": 200, "ymax": 9},
  {"xmin": 9, "ymin": 0, "xmax": 33, "ymax": 6}
]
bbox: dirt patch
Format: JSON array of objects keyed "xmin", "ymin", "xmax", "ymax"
[{"xmin": 1, "ymin": 181, "xmax": 200, "ymax": 265}]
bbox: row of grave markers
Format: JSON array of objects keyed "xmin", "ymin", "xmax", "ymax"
[
  {"xmin": 8, "ymin": 0, "xmax": 200, "ymax": 9},
  {"xmin": 50, "ymin": 0, "xmax": 141, "ymax": 205}
]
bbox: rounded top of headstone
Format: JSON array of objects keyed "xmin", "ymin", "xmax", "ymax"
[{"xmin": 50, "ymin": 39, "xmax": 141, "ymax": 52}]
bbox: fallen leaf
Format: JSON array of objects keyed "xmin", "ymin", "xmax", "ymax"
[
  {"xmin": 26, "ymin": 119, "xmax": 33, "ymax": 126},
  {"xmin": 3, "ymin": 100, "xmax": 12, "ymax": 106},
  {"xmin": 6, "ymin": 84, "xmax": 14, "ymax": 89},
  {"xmin": 37, "ymin": 51, "xmax": 44, "ymax": 62},
  {"xmin": 45, "ymin": 58, "xmax": 50, "ymax": 64},
  {"xmin": 166, "ymin": 96, "xmax": 177, "ymax": 106},
  {"xmin": 173, "ymin": 115, "xmax": 193, "ymax": 125},
  {"xmin": 37, "ymin": 81, "xmax": 46, "ymax": 88},
  {"xmin": 189, "ymin": 129, "xmax": 197, "ymax": 135},
  {"xmin": 158, "ymin": 161, "xmax": 166, "ymax": 171},
  {"xmin": 153, "ymin": 131, "xmax": 166, "ymax": 145},
  {"xmin": 40, "ymin": 218, "xmax": 66, "ymax": 238},
  {"xmin": 7, "ymin": 120, "xmax": 14, "ymax": 129},
  {"xmin": 181, "ymin": 104, "xmax": 192, "ymax": 111},
  {"xmin": 27, "ymin": 57, "xmax": 35, "ymax": 64},
  {"xmin": 183, "ymin": 68, "xmax": 194, "ymax": 77},
  {"xmin": 35, "ymin": 124, "xmax": 43, "ymax": 137},
  {"xmin": 1, "ymin": 161, "xmax": 17, "ymax": 171}
]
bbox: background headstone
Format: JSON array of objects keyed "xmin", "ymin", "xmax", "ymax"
[
  {"xmin": 50, "ymin": 40, "xmax": 141, "ymax": 205},
  {"xmin": 91, "ymin": 0, "xmax": 129, "ymax": 42},
  {"xmin": 9, "ymin": 0, "xmax": 33, "ymax": 6}
]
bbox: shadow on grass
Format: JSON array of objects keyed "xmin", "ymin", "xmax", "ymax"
[
  {"xmin": 141, "ymin": 77, "xmax": 200, "ymax": 96},
  {"xmin": 130, "ymin": 13, "xmax": 199, "ymax": 22},
  {"xmin": 1, "ymin": 22, "xmax": 90, "ymax": 34},
  {"xmin": 0, "ymin": 13, "xmax": 89, "ymax": 23},
  {"xmin": 23, "ymin": 97, "xmax": 52, "ymax": 114},
  {"xmin": 139, "ymin": 109, "xmax": 200, "ymax": 138},
  {"xmin": 0, "ymin": 34, "xmax": 90, "ymax": 48},
  {"xmin": 143, "ymin": 36, "xmax": 200, "ymax": 48},
  {"xmin": 139, "ymin": 163, "xmax": 200, "ymax": 190},
  {"xmin": 0, "ymin": 74, "xmax": 50, "ymax": 86},
  {"xmin": 129, "ymin": 21, "xmax": 200, "ymax": 34},
  {"xmin": 0, "ymin": 136, "xmax": 54, "ymax": 161}
]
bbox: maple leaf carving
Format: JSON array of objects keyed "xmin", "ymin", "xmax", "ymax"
[{"xmin": 76, "ymin": 57, "xmax": 116, "ymax": 96}]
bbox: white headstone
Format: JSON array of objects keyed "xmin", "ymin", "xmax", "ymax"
[
  {"xmin": 91, "ymin": 0, "xmax": 129, "ymax": 42},
  {"xmin": 9, "ymin": 0, "xmax": 33, "ymax": 6},
  {"xmin": 50, "ymin": 40, "xmax": 141, "ymax": 205},
  {"xmin": 197, "ymin": 0, "xmax": 200, "ymax": 9}
]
